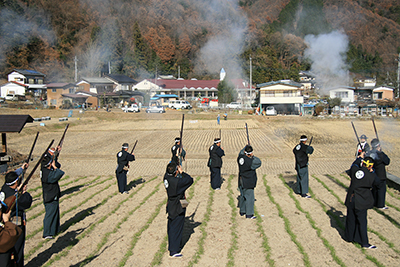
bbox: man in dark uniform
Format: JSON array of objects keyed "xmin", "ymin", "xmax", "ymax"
[
  {"xmin": 41, "ymin": 147, "xmax": 65, "ymax": 239},
  {"xmin": 356, "ymin": 134, "xmax": 370, "ymax": 157},
  {"xmin": 345, "ymin": 156, "xmax": 379, "ymax": 249},
  {"xmin": 116, "ymin": 143, "xmax": 135, "ymax": 194},
  {"xmin": 293, "ymin": 135, "xmax": 314, "ymax": 198},
  {"xmin": 1, "ymin": 163, "xmax": 32, "ymax": 267},
  {"xmin": 237, "ymin": 145, "xmax": 261, "ymax": 219},
  {"xmin": 207, "ymin": 138, "xmax": 225, "ymax": 190},
  {"xmin": 0, "ymin": 204, "xmax": 22, "ymax": 267},
  {"xmin": 163, "ymin": 162, "xmax": 193, "ymax": 258},
  {"xmin": 171, "ymin": 137, "xmax": 186, "ymax": 166},
  {"xmin": 366, "ymin": 138, "xmax": 390, "ymax": 209}
]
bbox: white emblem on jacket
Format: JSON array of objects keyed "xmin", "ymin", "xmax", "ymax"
[
  {"xmin": 239, "ymin": 158, "xmax": 245, "ymax": 165},
  {"xmin": 296, "ymin": 144, "xmax": 301, "ymax": 150},
  {"xmin": 118, "ymin": 151, "xmax": 123, "ymax": 157},
  {"xmin": 355, "ymin": 170, "xmax": 365, "ymax": 179},
  {"xmin": 164, "ymin": 179, "xmax": 169, "ymax": 188},
  {"xmin": 210, "ymin": 145, "xmax": 214, "ymax": 150}
]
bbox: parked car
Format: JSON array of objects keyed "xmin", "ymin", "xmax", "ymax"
[
  {"xmin": 122, "ymin": 104, "xmax": 140, "ymax": 113},
  {"xmin": 0, "ymin": 97, "xmax": 4, "ymax": 103},
  {"xmin": 5, "ymin": 94, "xmax": 25, "ymax": 101},
  {"xmin": 266, "ymin": 106, "xmax": 277, "ymax": 116},
  {"xmin": 169, "ymin": 100, "xmax": 192, "ymax": 109},
  {"xmin": 146, "ymin": 105, "xmax": 165, "ymax": 113},
  {"xmin": 226, "ymin": 102, "xmax": 242, "ymax": 109}
]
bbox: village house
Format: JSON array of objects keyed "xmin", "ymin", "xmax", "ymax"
[
  {"xmin": 46, "ymin": 83, "xmax": 77, "ymax": 108},
  {"xmin": 373, "ymin": 86, "xmax": 394, "ymax": 101},
  {"xmin": 1, "ymin": 69, "xmax": 46, "ymax": 98},
  {"xmin": 257, "ymin": 80, "xmax": 304, "ymax": 115},
  {"xmin": 329, "ymin": 86, "xmax": 356, "ymax": 103},
  {"xmin": 103, "ymin": 74, "xmax": 137, "ymax": 91}
]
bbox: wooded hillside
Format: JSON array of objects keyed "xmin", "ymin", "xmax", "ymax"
[{"xmin": 0, "ymin": 0, "xmax": 399, "ymax": 87}]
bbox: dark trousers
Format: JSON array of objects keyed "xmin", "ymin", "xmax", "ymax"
[
  {"xmin": 295, "ymin": 165, "xmax": 309, "ymax": 195},
  {"xmin": 43, "ymin": 200, "xmax": 60, "ymax": 237},
  {"xmin": 167, "ymin": 211, "xmax": 186, "ymax": 255},
  {"xmin": 372, "ymin": 179, "xmax": 386, "ymax": 208},
  {"xmin": 345, "ymin": 200, "xmax": 369, "ymax": 247},
  {"xmin": 116, "ymin": 170, "xmax": 127, "ymax": 193},
  {"xmin": 0, "ymin": 250, "xmax": 12, "ymax": 267},
  {"xmin": 210, "ymin": 167, "xmax": 221, "ymax": 189},
  {"xmin": 238, "ymin": 186, "xmax": 255, "ymax": 216},
  {"xmin": 14, "ymin": 224, "xmax": 25, "ymax": 267}
]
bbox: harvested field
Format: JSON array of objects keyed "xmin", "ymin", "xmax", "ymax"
[{"xmin": 1, "ymin": 108, "xmax": 400, "ymax": 267}]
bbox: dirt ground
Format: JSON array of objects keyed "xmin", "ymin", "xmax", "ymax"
[{"xmin": 1, "ymin": 107, "xmax": 400, "ymax": 267}]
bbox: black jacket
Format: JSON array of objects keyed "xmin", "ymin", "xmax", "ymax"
[
  {"xmin": 41, "ymin": 164, "xmax": 64, "ymax": 203},
  {"xmin": 208, "ymin": 144, "xmax": 225, "ymax": 168},
  {"xmin": 237, "ymin": 153, "xmax": 260, "ymax": 189},
  {"xmin": 116, "ymin": 149, "xmax": 135, "ymax": 173},
  {"xmin": 164, "ymin": 172, "xmax": 193, "ymax": 219},
  {"xmin": 293, "ymin": 142, "xmax": 314, "ymax": 169},
  {"xmin": 345, "ymin": 158, "xmax": 379, "ymax": 210},
  {"xmin": 367, "ymin": 149, "xmax": 390, "ymax": 181}
]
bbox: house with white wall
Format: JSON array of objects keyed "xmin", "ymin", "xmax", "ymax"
[
  {"xmin": 1, "ymin": 69, "xmax": 46, "ymax": 98},
  {"xmin": 329, "ymin": 86, "xmax": 355, "ymax": 103},
  {"xmin": 257, "ymin": 80, "xmax": 303, "ymax": 115}
]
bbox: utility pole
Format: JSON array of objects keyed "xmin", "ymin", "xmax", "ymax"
[
  {"xmin": 74, "ymin": 56, "xmax": 78, "ymax": 83},
  {"xmin": 178, "ymin": 65, "xmax": 180, "ymax": 79},
  {"xmin": 108, "ymin": 62, "xmax": 111, "ymax": 74},
  {"xmin": 249, "ymin": 55, "xmax": 252, "ymax": 106},
  {"xmin": 397, "ymin": 53, "xmax": 400, "ymax": 98}
]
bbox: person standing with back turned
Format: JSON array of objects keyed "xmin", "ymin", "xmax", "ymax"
[{"xmin": 293, "ymin": 135, "xmax": 314, "ymax": 198}]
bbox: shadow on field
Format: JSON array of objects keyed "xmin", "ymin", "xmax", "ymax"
[
  {"xmin": 182, "ymin": 202, "xmax": 202, "ymax": 249},
  {"xmin": 282, "ymin": 174, "xmax": 298, "ymax": 193},
  {"xmin": 26, "ymin": 227, "xmax": 85, "ymax": 267},
  {"xmin": 327, "ymin": 207, "xmax": 346, "ymax": 240},
  {"xmin": 127, "ymin": 178, "xmax": 146, "ymax": 190},
  {"xmin": 60, "ymin": 204, "xmax": 100, "ymax": 232},
  {"xmin": 61, "ymin": 185, "xmax": 84, "ymax": 197}
]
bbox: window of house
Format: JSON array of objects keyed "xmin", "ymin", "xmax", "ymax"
[
  {"xmin": 50, "ymin": 99, "xmax": 57, "ymax": 105},
  {"xmin": 28, "ymin": 78, "xmax": 34, "ymax": 84},
  {"xmin": 265, "ymin": 90, "xmax": 275, "ymax": 97},
  {"xmin": 79, "ymin": 85, "xmax": 84, "ymax": 91},
  {"xmin": 373, "ymin": 92, "xmax": 382, "ymax": 99},
  {"xmin": 335, "ymin": 92, "xmax": 348, "ymax": 99},
  {"xmin": 69, "ymin": 88, "xmax": 75, "ymax": 94},
  {"xmin": 38, "ymin": 79, "xmax": 43, "ymax": 84},
  {"xmin": 52, "ymin": 89, "xmax": 57, "ymax": 93}
]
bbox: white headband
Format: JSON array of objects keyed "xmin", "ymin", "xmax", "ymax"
[
  {"xmin": 6, "ymin": 177, "xmax": 19, "ymax": 186},
  {"xmin": 244, "ymin": 150, "xmax": 252, "ymax": 155},
  {"xmin": 214, "ymin": 140, "xmax": 221, "ymax": 144},
  {"xmin": 48, "ymin": 148, "xmax": 55, "ymax": 153},
  {"xmin": 300, "ymin": 138, "xmax": 307, "ymax": 142}
]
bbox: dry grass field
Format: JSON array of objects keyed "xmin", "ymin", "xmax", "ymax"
[{"xmin": 1, "ymin": 107, "xmax": 400, "ymax": 267}]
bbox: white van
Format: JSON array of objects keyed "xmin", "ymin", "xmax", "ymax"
[
  {"xmin": 169, "ymin": 100, "xmax": 192, "ymax": 109},
  {"xmin": 266, "ymin": 106, "xmax": 277, "ymax": 116}
]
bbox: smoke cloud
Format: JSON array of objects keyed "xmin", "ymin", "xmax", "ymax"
[
  {"xmin": 0, "ymin": 8, "xmax": 56, "ymax": 69},
  {"xmin": 192, "ymin": 1, "xmax": 249, "ymax": 80},
  {"xmin": 303, "ymin": 30, "xmax": 350, "ymax": 94}
]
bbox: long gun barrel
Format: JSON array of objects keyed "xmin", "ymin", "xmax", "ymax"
[
  {"xmin": 53, "ymin": 124, "xmax": 69, "ymax": 159},
  {"xmin": 21, "ymin": 132, "xmax": 40, "ymax": 182},
  {"xmin": 309, "ymin": 136, "xmax": 313, "ymax": 146},
  {"xmin": 130, "ymin": 140, "xmax": 138, "ymax": 154},
  {"xmin": 179, "ymin": 114, "xmax": 185, "ymax": 163},
  {"xmin": 245, "ymin": 123, "xmax": 250, "ymax": 146},
  {"xmin": 26, "ymin": 132, "xmax": 39, "ymax": 164},
  {"xmin": 351, "ymin": 121, "xmax": 362, "ymax": 156},
  {"xmin": 5, "ymin": 139, "xmax": 54, "ymax": 213},
  {"xmin": 371, "ymin": 117, "xmax": 379, "ymax": 140}
]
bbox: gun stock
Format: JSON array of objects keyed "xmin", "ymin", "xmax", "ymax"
[{"xmin": 5, "ymin": 139, "xmax": 54, "ymax": 213}]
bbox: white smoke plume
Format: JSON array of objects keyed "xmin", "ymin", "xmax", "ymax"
[{"xmin": 303, "ymin": 30, "xmax": 350, "ymax": 94}]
